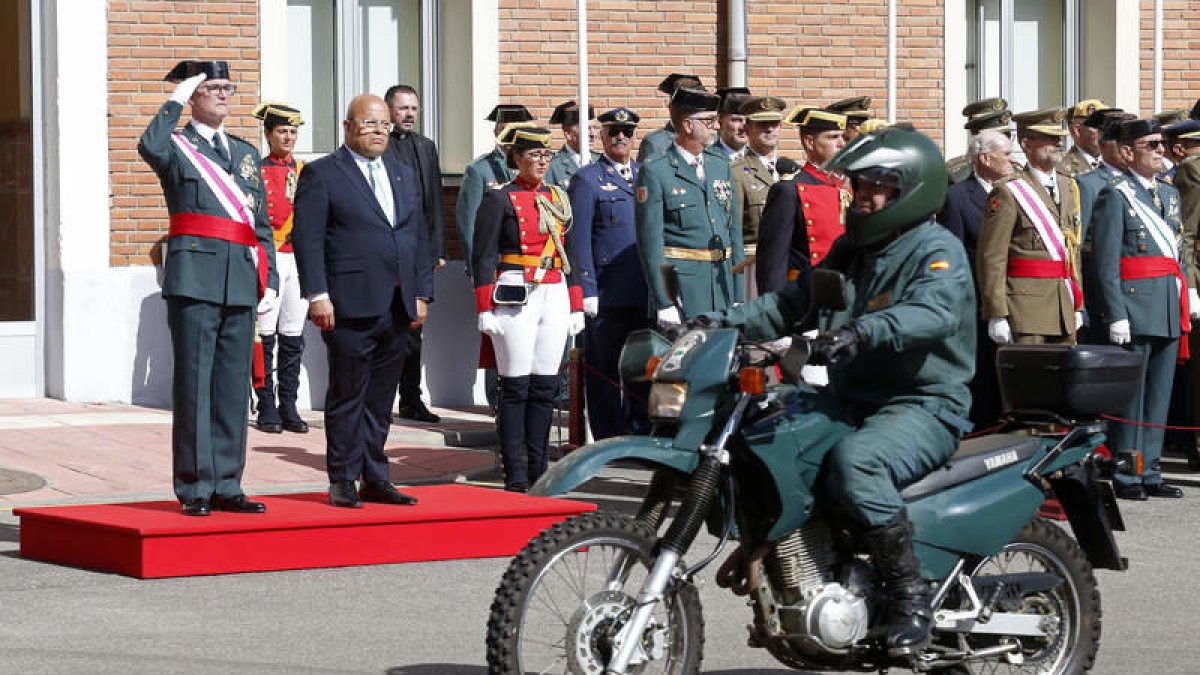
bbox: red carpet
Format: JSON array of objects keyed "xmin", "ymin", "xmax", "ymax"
[{"xmin": 15, "ymin": 485, "xmax": 594, "ymax": 579}]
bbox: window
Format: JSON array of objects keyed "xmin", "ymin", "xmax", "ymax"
[
  {"xmin": 967, "ymin": 0, "xmax": 1079, "ymax": 111},
  {"xmin": 288, "ymin": 0, "xmax": 429, "ymax": 154}
]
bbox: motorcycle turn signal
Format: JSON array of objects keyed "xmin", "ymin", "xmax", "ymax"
[{"xmin": 738, "ymin": 367, "xmax": 766, "ymax": 395}]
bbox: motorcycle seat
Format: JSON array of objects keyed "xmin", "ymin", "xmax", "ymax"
[{"xmin": 900, "ymin": 433, "xmax": 1043, "ymax": 501}]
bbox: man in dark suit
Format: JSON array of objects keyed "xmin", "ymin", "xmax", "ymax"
[
  {"xmin": 385, "ymin": 84, "xmax": 444, "ymax": 424},
  {"xmin": 138, "ymin": 60, "xmax": 277, "ymax": 517},
  {"xmin": 293, "ymin": 94, "xmax": 433, "ymax": 508},
  {"xmin": 938, "ymin": 127, "xmax": 1014, "ymax": 428}
]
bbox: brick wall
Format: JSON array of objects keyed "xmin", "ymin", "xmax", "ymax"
[
  {"xmin": 1139, "ymin": 0, "xmax": 1200, "ymax": 116},
  {"xmin": 108, "ymin": 0, "xmax": 261, "ymax": 267}
]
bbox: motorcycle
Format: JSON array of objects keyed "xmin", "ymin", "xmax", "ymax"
[{"xmin": 485, "ymin": 269, "xmax": 1133, "ymax": 675}]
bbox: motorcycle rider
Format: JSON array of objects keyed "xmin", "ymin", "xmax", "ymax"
[{"xmin": 710, "ymin": 128, "xmax": 976, "ymax": 656}]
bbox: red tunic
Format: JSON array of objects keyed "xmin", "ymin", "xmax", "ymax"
[
  {"xmin": 795, "ymin": 162, "xmax": 850, "ymax": 265},
  {"xmin": 260, "ymin": 153, "xmax": 301, "ymax": 253}
]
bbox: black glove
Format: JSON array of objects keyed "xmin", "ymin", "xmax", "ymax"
[
  {"xmin": 687, "ymin": 312, "xmax": 726, "ymax": 330},
  {"xmin": 810, "ymin": 323, "xmax": 865, "ymax": 365}
]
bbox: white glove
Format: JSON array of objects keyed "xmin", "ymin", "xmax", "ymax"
[
  {"xmin": 1109, "ymin": 319, "xmax": 1131, "ymax": 346},
  {"xmin": 987, "ymin": 317, "xmax": 1013, "ymax": 345},
  {"xmin": 1190, "ymin": 288, "xmax": 1200, "ymax": 320},
  {"xmin": 478, "ymin": 311, "xmax": 504, "ymax": 337},
  {"xmin": 169, "ymin": 73, "xmax": 208, "ymax": 104},
  {"xmin": 582, "ymin": 296, "xmax": 599, "ymax": 318},
  {"xmin": 657, "ymin": 306, "xmax": 682, "ymax": 329},
  {"xmin": 1074, "ymin": 311, "xmax": 1084, "ymax": 331},
  {"xmin": 256, "ymin": 288, "xmax": 279, "ymax": 316},
  {"xmin": 568, "ymin": 311, "xmax": 586, "ymax": 336},
  {"xmin": 763, "ymin": 336, "xmax": 793, "ymax": 354}
]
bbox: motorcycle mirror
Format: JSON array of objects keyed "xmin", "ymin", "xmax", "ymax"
[
  {"xmin": 810, "ymin": 269, "xmax": 849, "ymax": 312},
  {"xmin": 660, "ymin": 264, "xmax": 690, "ymax": 321}
]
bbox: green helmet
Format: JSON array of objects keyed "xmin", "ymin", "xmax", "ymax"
[{"xmin": 825, "ymin": 127, "xmax": 947, "ymax": 246}]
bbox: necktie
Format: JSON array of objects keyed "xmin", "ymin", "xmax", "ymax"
[
  {"xmin": 767, "ymin": 160, "xmax": 777, "ymax": 179},
  {"xmin": 691, "ymin": 158, "xmax": 705, "ymax": 182},
  {"xmin": 213, "ymin": 132, "xmax": 230, "ymax": 167},
  {"xmin": 1045, "ymin": 183, "xmax": 1058, "ymax": 205},
  {"xmin": 369, "ymin": 161, "xmax": 393, "ymax": 225}
]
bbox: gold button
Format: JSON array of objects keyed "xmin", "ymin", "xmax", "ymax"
[{"xmin": 807, "ymin": 219, "xmax": 813, "ymax": 225}]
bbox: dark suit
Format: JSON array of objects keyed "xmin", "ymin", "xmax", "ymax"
[
  {"xmin": 293, "ymin": 147, "xmax": 432, "ymax": 483},
  {"xmin": 567, "ymin": 155, "xmax": 652, "ymax": 439},
  {"xmin": 138, "ymin": 101, "xmax": 277, "ymax": 505},
  {"xmin": 386, "ymin": 130, "xmax": 445, "ymax": 409}
]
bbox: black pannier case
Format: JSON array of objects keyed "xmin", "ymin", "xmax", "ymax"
[{"xmin": 996, "ymin": 345, "xmax": 1144, "ymax": 417}]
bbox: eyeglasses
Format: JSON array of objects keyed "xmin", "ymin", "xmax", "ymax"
[
  {"xmin": 606, "ymin": 126, "xmax": 636, "ymax": 138},
  {"xmin": 1135, "ymin": 139, "xmax": 1164, "ymax": 151},
  {"xmin": 352, "ymin": 119, "xmax": 393, "ymax": 133},
  {"xmin": 524, "ymin": 150, "xmax": 555, "ymax": 162},
  {"xmin": 199, "ymin": 83, "xmax": 237, "ymax": 96},
  {"xmin": 688, "ymin": 115, "xmax": 719, "ymax": 128}
]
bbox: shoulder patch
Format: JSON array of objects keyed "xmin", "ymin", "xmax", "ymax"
[{"xmin": 637, "ymin": 186, "xmax": 648, "ymax": 204}]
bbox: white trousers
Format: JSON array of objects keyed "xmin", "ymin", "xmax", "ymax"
[
  {"xmin": 492, "ymin": 270, "xmax": 570, "ymax": 377},
  {"xmin": 259, "ymin": 251, "xmax": 308, "ymax": 337}
]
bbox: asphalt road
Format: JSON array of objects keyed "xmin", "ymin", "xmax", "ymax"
[{"xmin": 1, "ymin": 459, "xmax": 1198, "ymax": 675}]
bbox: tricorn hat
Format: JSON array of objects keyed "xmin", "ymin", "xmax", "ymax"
[
  {"xmin": 658, "ymin": 73, "xmax": 705, "ymax": 95},
  {"xmin": 1116, "ymin": 118, "xmax": 1160, "ymax": 144},
  {"xmin": 670, "ymin": 87, "xmax": 720, "ymax": 114},
  {"xmin": 164, "ymin": 60, "xmax": 230, "ymax": 83},
  {"xmin": 486, "ymin": 104, "xmax": 534, "ymax": 124},
  {"xmin": 785, "ymin": 107, "xmax": 847, "ymax": 132},
  {"xmin": 506, "ymin": 126, "xmax": 553, "ymax": 152},
  {"xmin": 549, "ymin": 100, "xmax": 595, "ymax": 126},
  {"xmin": 252, "ymin": 102, "xmax": 304, "ymax": 128},
  {"xmin": 1082, "ymin": 108, "xmax": 1125, "ymax": 129}
]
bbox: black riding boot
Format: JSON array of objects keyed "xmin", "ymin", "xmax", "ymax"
[
  {"xmin": 525, "ymin": 374, "xmax": 560, "ymax": 486},
  {"xmin": 276, "ymin": 334, "xmax": 308, "ymax": 433},
  {"xmin": 254, "ymin": 334, "xmax": 283, "ymax": 433},
  {"xmin": 862, "ymin": 510, "xmax": 932, "ymax": 656},
  {"xmin": 498, "ymin": 376, "xmax": 531, "ymax": 491}
]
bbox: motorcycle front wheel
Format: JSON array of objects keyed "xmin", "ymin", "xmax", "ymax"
[{"xmin": 485, "ymin": 511, "xmax": 705, "ymax": 675}]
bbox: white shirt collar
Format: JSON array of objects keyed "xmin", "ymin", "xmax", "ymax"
[
  {"xmin": 345, "ymin": 145, "xmax": 381, "ymax": 167},
  {"xmin": 605, "ymin": 154, "xmax": 632, "ymax": 173},
  {"xmin": 1075, "ymin": 146, "xmax": 1099, "ymax": 167},
  {"xmin": 1130, "ymin": 170, "xmax": 1157, "ymax": 191},
  {"xmin": 674, "ymin": 143, "xmax": 702, "ymax": 166},
  {"xmin": 973, "ymin": 172, "xmax": 993, "ymax": 194},
  {"xmin": 1028, "ymin": 165, "xmax": 1057, "ymax": 189},
  {"xmin": 189, "ymin": 119, "xmax": 225, "ymax": 144}
]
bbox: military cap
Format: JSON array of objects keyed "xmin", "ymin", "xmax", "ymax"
[
  {"xmin": 826, "ymin": 96, "xmax": 872, "ymax": 124},
  {"xmin": 1116, "ymin": 118, "xmax": 1160, "ymax": 144},
  {"xmin": 598, "ymin": 107, "xmax": 640, "ymax": 126},
  {"xmin": 486, "ymin": 104, "xmax": 533, "ymax": 124},
  {"xmin": 1154, "ymin": 108, "xmax": 1189, "ymax": 126},
  {"xmin": 670, "ymin": 86, "xmax": 720, "ymax": 114},
  {"xmin": 164, "ymin": 60, "xmax": 230, "ymax": 82},
  {"xmin": 962, "ymin": 97, "xmax": 1008, "ymax": 118},
  {"xmin": 964, "ymin": 109, "xmax": 1012, "ymax": 133},
  {"xmin": 495, "ymin": 121, "xmax": 537, "ymax": 145},
  {"xmin": 549, "ymin": 100, "xmax": 595, "ymax": 126},
  {"xmin": 1163, "ymin": 118, "xmax": 1200, "ymax": 141},
  {"xmin": 785, "ymin": 106, "xmax": 847, "ymax": 131},
  {"xmin": 1082, "ymin": 108, "xmax": 1125, "ymax": 129},
  {"xmin": 857, "ymin": 118, "xmax": 889, "ymax": 134},
  {"xmin": 739, "ymin": 96, "xmax": 787, "ymax": 122},
  {"xmin": 506, "ymin": 126, "xmax": 553, "ymax": 151},
  {"xmin": 1069, "ymin": 99, "xmax": 1107, "ymax": 120},
  {"xmin": 1013, "ymin": 107, "xmax": 1068, "ymax": 137},
  {"xmin": 720, "ymin": 93, "xmax": 753, "ymax": 115},
  {"xmin": 252, "ymin": 101, "xmax": 304, "ymax": 129},
  {"xmin": 658, "ymin": 73, "xmax": 705, "ymax": 95},
  {"xmin": 716, "ymin": 86, "xmax": 751, "ymax": 100},
  {"xmin": 1100, "ymin": 113, "xmax": 1137, "ymax": 142}
]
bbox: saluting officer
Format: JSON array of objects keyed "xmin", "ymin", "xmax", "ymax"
[
  {"xmin": 732, "ymin": 95, "xmax": 788, "ymax": 299},
  {"xmin": 635, "ymin": 86, "xmax": 744, "ymax": 328},
  {"xmin": 637, "ymin": 73, "xmax": 705, "ymax": 163},
  {"xmin": 456, "ymin": 104, "xmax": 533, "ymax": 276},
  {"xmin": 1058, "ymin": 99, "xmax": 1107, "ymax": 177},
  {"xmin": 1092, "ymin": 118, "xmax": 1191, "ymax": 500},
  {"xmin": 755, "ymin": 107, "xmax": 850, "ymax": 294},
  {"xmin": 826, "ymin": 95, "xmax": 872, "ymax": 143},
  {"xmin": 545, "ymin": 100, "xmax": 600, "ymax": 190},
  {"xmin": 977, "ymin": 108, "xmax": 1083, "ymax": 347},
  {"xmin": 138, "ymin": 60, "xmax": 277, "ymax": 516},
  {"xmin": 567, "ymin": 107, "xmax": 652, "ymax": 440},
  {"xmin": 946, "ymin": 97, "xmax": 1011, "ymax": 183}
]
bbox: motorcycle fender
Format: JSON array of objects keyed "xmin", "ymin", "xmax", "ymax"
[
  {"xmin": 530, "ymin": 435, "xmax": 699, "ymax": 497},
  {"xmin": 1047, "ymin": 462, "xmax": 1128, "ymax": 571}
]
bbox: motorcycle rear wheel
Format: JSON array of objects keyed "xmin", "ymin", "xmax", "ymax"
[
  {"xmin": 936, "ymin": 518, "xmax": 1101, "ymax": 675},
  {"xmin": 485, "ymin": 511, "xmax": 705, "ymax": 675}
]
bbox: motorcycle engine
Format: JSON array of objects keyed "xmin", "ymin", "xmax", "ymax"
[{"xmin": 758, "ymin": 519, "xmax": 872, "ymax": 655}]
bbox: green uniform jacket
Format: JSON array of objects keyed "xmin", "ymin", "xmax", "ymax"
[
  {"xmin": 1076, "ymin": 166, "xmax": 1126, "ymax": 323},
  {"xmin": 544, "ymin": 146, "xmax": 601, "ymax": 191},
  {"xmin": 720, "ymin": 221, "xmax": 976, "ymax": 415},
  {"xmin": 976, "ymin": 167, "xmax": 1082, "ymax": 338},
  {"xmin": 1057, "ymin": 145, "xmax": 1096, "ymax": 178},
  {"xmin": 732, "ymin": 152, "xmax": 776, "ymax": 248},
  {"xmin": 455, "ymin": 148, "xmax": 512, "ymax": 276},
  {"xmin": 635, "ymin": 145, "xmax": 744, "ymax": 314},
  {"xmin": 637, "ymin": 123, "xmax": 675, "ymax": 163},
  {"xmin": 1172, "ymin": 154, "xmax": 1200, "ymax": 289},
  {"xmin": 138, "ymin": 102, "xmax": 277, "ymax": 307}
]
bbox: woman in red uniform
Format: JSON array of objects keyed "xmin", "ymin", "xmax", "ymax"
[{"xmin": 472, "ymin": 126, "xmax": 585, "ymax": 491}]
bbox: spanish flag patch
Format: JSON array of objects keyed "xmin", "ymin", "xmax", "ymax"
[
  {"xmin": 637, "ymin": 186, "xmax": 648, "ymax": 204},
  {"xmin": 929, "ymin": 260, "xmax": 951, "ymax": 270}
]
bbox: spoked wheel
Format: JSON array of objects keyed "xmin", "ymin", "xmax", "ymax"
[
  {"xmin": 936, "ymin": 519, "xmax": 1101, "ymax": 675},
  {"xmin": 486, "ymin": 512, "xmax": 704, "ymax": 674}
]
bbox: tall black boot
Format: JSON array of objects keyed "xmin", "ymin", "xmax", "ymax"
[
  {"xmin": 862, "ymin": 511, "xmax": 932, "ymax": 656},
  {"xmin": 276, "ymin": 334, "xmax": 308, "ymax": 433},
  {"xmin": 498, "ymin": 376, "xmax": 531, "ymax": 491},
  {"xmin": 526, "ymin": 374, "xmax": 560, "ymax": 486},
  {"xmin": 254, "ymin": 334, "xmax": 283, "ymax": 433}
]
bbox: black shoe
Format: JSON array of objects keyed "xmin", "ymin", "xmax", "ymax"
[
  {"xmin": 256, "ymin": 419, "xmax": 283, "ymax": 434},
  {"xmin": 1145, "ymin": 482, "xmax": 1184, "ymax": 498},
  {"xmin": 360, "ymin": 481, "xmax": 419, "ymax": 505},
  {"xmin": 395, "ymin": 401, "xmax": 441, "ymax": 424},
  {"xmin": 862, "ymin": 512, "xmax": 931, "ymax": 656},
  {"xmin": 281, "ymin": 419, "xmax": 309, "ymax": 434},
  {"xmin": 181, "ymin": 498, "xmax": 211, "ymax": 516},
  {"xmin": 329, "ymin": 480, "xmax": 363, "ymax": 508},
  {"xmin": 1114, "ymin": 483, "xmax": 1148, "ymax": 501},
  {"xmin": 504, "ymin": 483, "xmax": 530, "ymax": 493},
  {"xmin": 211, "ymin": 494, "xmax": 267, "ymax": 513}
]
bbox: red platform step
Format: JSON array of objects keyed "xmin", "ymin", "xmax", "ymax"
[{"xmin": 15, "ymin": 485, "xmax": 594, "ymax": 579}]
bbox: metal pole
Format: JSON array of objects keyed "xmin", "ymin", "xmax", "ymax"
[
  {"xmin": 887, "ymin": 0, "xmax": 897, "ymax": 122},
  {"xmin": 728, "ymin": 0, "xmax": 747, "ymax": 87},
  {"xmin": 577, "ymin": 0, "xmax": 590, "ymax": 165},
  {"xmin": 1153, "ymin": 0, "xmax": 1163, "ymax": 113}
]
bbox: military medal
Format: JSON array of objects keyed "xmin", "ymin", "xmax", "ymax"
[
  {"xmin": 239, "ymin": 154, "xmax": 258, "ymax": 182},
  {"xmin": 285, "ymin": 168, "xmax": 299, "ymax": 202}
]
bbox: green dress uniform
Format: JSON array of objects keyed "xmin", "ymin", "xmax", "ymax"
[
  {"xmin": 1173, "ymin": 155, "xmax": 1200, "ymax": 433},
  {"xmin": 636, "ymin": 122, "xmax": 675, "ymax": 162},
  {"xmin": 544, "ymin": 146, "xmax": 601, "ymax": 191},
  {"xmin": 1091, "ymin": 171, "xmax": 1187, "ymax": 490},
  {"xmin": 719, "ymin": 221, "xmax": 976, "ymax": 526},
  {"xmin": 455, "ymin": 147, "xmax": 512, "ymax": 277},
  {"xmin": 635, "ymin": 144, "xmax": 744, "ymax": 316},
  {"xmin": 1076, "ymin": 164, "xmax": 1127, "ymax": 342},
  {"xmin": 138, "ymin": 100, "xmax": 277, "ymax": 504}
]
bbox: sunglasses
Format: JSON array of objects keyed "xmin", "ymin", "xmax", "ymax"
[
  {"xmin": 606, "ymin": 126, "xmax": 636, "ymax": 138},
  {"xmin": 1135, "ymin": 139, "xmax": 1164, "ymax": 150}
]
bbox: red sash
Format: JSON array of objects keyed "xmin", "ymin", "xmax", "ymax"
[
  {"xmin": 169, "ymin": 212, "xmax": 268, "ymax": 298},
  {"xmin": 1006, "ymin": 258, "xmax": 1083, "ymax": 310},
  {"xmin": 1120, "ymin": 256, "xmax": 1190, "ymax": 361}
]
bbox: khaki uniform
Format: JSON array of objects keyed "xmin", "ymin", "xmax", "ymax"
[
  {"xmin": 732, "ymin": 153, "xmax": 776, "ymax": 250},
  {"xmin": 1057, "ymin": 145, "xmax": 1097, "ymax": 178},
  {"xmin": 976, "ymin": 167, "xmax": 1083, "ymax": 342}
]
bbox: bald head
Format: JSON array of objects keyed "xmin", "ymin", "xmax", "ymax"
[{"xmin": 343, "ymin": 94, "xmax": 391, "ymax": 158}]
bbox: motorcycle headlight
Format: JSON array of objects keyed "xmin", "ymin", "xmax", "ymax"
[{"xmin": 648, "ymin": 382, "xmax": 689, "ymax": 419}]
